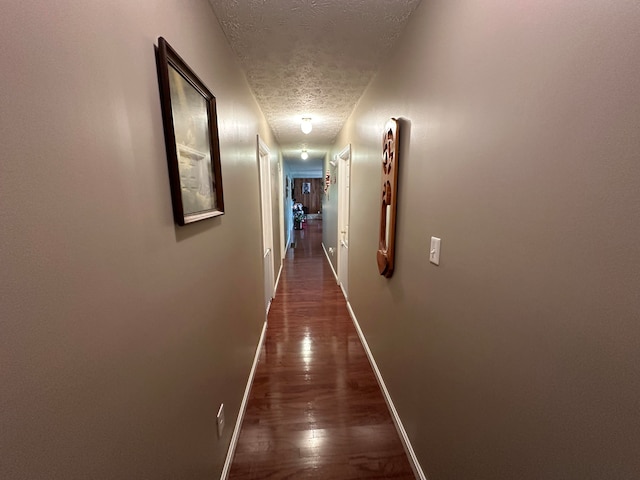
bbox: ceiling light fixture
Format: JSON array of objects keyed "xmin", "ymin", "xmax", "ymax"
[
  {"xmin": 301, "ymin": 150, "xmax": 309, "ymax": 160},
  {"xmin": 301, "ymin": 117, "xmax": 312, "ymax": 134}
]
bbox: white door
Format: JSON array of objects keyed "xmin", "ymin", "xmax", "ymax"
[
  {"xmin": 337, "ymin": 145, "xmax": 351, "ymax": 299},
  {"xmin": 258, "ymin": 137, "xmax": 274, "ymax": 312}
]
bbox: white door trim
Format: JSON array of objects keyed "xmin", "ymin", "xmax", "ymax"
[
  {"xmin": 336, "ymin": 144, "xmax": 351, "ymax": 299},
  {"xmin": 277, "ymin": 158, "xmax": 285, "ymax": 260},
  {"xmin": 258, "ymin": 136, "xmax": 274, "ymax": 312}
]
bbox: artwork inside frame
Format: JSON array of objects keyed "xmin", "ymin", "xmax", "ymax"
[
  {"xmin": 155, "ymin": 37, "xmax": 224, "ymax": 226},
  {"xmin": 302, "ymin": 182, "xmax": 311, "ymax": 195}
]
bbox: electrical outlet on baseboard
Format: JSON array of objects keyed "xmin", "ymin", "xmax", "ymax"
[{"xmin": 216, "ymin": 404, "xmax": 225, "ymax": 438}]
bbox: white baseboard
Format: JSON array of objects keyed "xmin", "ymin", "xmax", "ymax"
[
  {"xmin": 321, "ymin": 242, "xmax": 339, "ymax": 284},
  {"xmin": 220, "ymin": 320, "xmax": 268, "ymax": 480},
  {"xmin": 345, "ymin": 301, "xmax": 427, "ymax": 480},
  {"xmin": 339, "ymin": 282, "xmax": 348, "ymax": 301},
  {"xmin": 274, "ymin": 262, "xmax": 284, "ymax": 297}
]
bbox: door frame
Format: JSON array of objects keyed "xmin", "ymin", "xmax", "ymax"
[
  {"xmin": 277, "ymin": 158, "xmax": 286, "ymax": 260},
  {"xmin": 336, "ymin": 144, "xmax": 351, "ymax": 299},
  {"xmin": 258, "ymin": 136, "xmax": 274, "ymax": 312}
]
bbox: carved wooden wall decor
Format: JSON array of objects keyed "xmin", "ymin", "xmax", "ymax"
[{"xmin": 377, "ymin": 118, "xmax": 400, "ymax": 278}]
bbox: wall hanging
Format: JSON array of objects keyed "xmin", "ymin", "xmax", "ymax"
[
  {"xmin": 377, "ymin": 118, "xmax": 400, "ymax": 278},
  {"xmin": 155, "ymin": 37, "xmax": 224, "ymax": 225}
]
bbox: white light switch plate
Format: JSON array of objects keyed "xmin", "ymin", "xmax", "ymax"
[{"xmin": 430, "ymin": 237, "xmax": 441, "ymax": 265}]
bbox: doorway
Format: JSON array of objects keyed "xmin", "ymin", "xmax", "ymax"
[
  {"xmin": 277, "ymin": 160, "xmax": 285, "ymax": 260},
  {"xmin": 258, "ymin": 136, "xmax": 274, "ymax": 313},
  {"xmin": 336, "ymin": 144, "xmax": 351, "ymax": 299}
]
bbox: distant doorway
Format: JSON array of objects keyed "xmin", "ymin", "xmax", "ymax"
[{"xmin": 293, "ymin": 178, "xmax": 323, "ymax": 216}]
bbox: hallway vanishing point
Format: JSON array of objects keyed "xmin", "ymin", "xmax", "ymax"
[{"xmin": 228, "ymin": 219, "xmax": 415, "ymax": 479}]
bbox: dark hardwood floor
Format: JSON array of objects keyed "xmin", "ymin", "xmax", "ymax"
[{"xmin": 228, "ymin": 219, "xmax": 415, "ymax": 479}]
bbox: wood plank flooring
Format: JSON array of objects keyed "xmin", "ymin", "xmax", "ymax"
[{"xmin": 228, "ymin": 219, "xmax": 415, "ymax": 479}]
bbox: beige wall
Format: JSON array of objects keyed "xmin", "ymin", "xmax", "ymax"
[
  {"xmin": 0, "ymin": 1, "xmax": 278, "ymax": 478},
  {"xmin": 330, "ymin": 0, "xmax": 640, "ymax": 478}
]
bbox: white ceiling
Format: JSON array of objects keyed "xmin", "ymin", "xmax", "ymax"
[{"xmin": 208, "ymin": 0, "xmax": 422, "ymax": 176}]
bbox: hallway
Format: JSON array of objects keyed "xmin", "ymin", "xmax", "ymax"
[
  {"xmin": 3, "ymin": 2, "xmax": 640, "ymax": 478},
  {"xmin": 228, "ymin": 219, "xmax": 415, "ymax": 479}
]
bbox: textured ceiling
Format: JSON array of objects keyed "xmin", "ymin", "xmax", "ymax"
[{"xmin": 208, "ymin": 0, "xmax": 422, "ymax": 175}]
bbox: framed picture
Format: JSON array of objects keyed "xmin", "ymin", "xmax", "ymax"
[
  {"xmin": 302, "ymin": 182, "xmax": 311, "ymax": 195},
  {"xmin": 155, "ymin": 37, "xmax": 224, "ymax": 225}
]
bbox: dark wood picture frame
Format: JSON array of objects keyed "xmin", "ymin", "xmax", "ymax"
[{"xmin": 155, "ymin": 37, "xmax": 224, "ymax": 226}]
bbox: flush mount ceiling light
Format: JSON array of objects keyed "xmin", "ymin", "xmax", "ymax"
[
  {"xmin": 301, "ymin": 117, "xmax": 312, "ymax": 134},
  {"xmin": 301, "ymin": 150, "xmax": 309, "ymax": 160}
]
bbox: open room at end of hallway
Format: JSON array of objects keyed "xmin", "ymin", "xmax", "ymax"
[{"xmin": 293, "ymin": 178, "xmax": 323, "ymax": 216}]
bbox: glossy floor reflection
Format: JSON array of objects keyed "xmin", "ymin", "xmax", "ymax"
[{"xmin": 228, "ymin": 219, "xmax": 415, "ymax": 479}]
